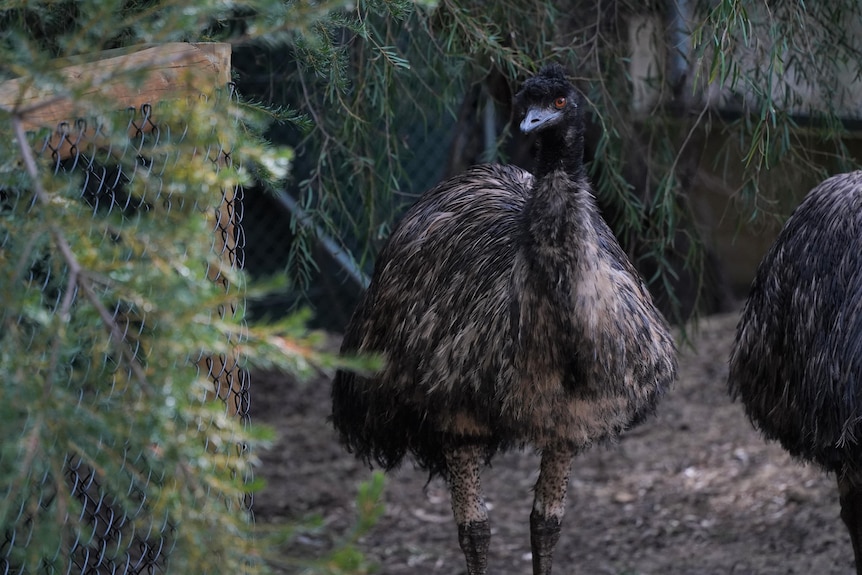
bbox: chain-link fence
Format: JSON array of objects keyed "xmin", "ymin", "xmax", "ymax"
[
  {"xmin": 243, "ymin": 115, "xmax": 452, "ymax": 330},
  {"xmin": 0, "ymin": 84, "xmax": 249, "ymax": 574}
]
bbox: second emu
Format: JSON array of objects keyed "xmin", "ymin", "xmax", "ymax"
[
  {"xmin": 729, "ymin": 170, "xmax": 862, "ymax": 573},
  {"xmin": 331, "ymin": 65, "xmax": 678, "ymax": 575}
]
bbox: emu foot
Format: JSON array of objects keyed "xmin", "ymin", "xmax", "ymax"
[
  {"xmin": 458, "ymin": 519, "xmax": 490, "ymax": 575},
  {"xmin": 530, "ymin": 511, "xmax": 562, "ymax": 575}
]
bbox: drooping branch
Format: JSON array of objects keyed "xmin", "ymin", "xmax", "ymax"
[{"xmin": 12, "ymin": 115, "xmax": 154, "ymax": 397}]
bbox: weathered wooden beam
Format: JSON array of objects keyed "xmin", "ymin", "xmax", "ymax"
[{"xmin": 0, "ymin": 42, "xmax": 231, "ymax": 133}]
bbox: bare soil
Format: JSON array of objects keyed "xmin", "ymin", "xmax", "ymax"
[{"xmin": 252, "ymin": 312, "xmax": 855, "ymax": 575}]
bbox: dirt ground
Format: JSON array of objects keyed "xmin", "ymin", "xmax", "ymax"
[{"xmin": 252, "ymin": 312, "xmax": 856, "ymax": 575}]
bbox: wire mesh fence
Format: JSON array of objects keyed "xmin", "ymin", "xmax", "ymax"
[
  {"xmin": 243, "ymin": 114, "xmax": 452, "ymax": 330},
  {"xmin": 0, "ymin": 85, "xmax": 249, "ymax": 574}
]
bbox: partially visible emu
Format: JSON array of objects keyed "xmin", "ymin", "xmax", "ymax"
[
  {"xmin": 728, "ymin": 171, "xmax": 862, "ymax": 573},
  {"xmin": 331, "ymin": 65, "xmax": 678, "ymax": 575}
]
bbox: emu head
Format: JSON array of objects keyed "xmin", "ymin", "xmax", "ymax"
[{"xmin": 515, "ymin": 64, "xmax": 586, "ymax": 174}]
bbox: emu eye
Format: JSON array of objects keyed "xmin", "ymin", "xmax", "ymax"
[{"xmin": 553, "ymin": 96, "xmax": 567, "ymax": 109}]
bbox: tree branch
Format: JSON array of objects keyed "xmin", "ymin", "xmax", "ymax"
[{"xmin": 11, "ymin": 115, "xmax": 153, "ymax": 397}]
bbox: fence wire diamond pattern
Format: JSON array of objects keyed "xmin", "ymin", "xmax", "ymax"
[{"xmin": 0, "ymin": 85, "xmax": 250, "ymax": 574}]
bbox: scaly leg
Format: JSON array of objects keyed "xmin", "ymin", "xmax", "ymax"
[
  {"xmin": 838, "ymin": 474, "xmax": 862, "ymax": 575},
  {"xmin": 445, "ymin": 444, "xmax": 490, "ymax": 575},
  {"xmin": 531, "ymin": 444, "xmax": 575, "ymax": 575}
]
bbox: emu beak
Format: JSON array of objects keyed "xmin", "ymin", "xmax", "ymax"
[{"xmin": 520, "ymin": 107, "xmax": 558, "ymax": 134}]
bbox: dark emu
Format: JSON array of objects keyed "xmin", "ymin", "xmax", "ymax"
[
  {"xmin": 331, "ymin": 65, "xmax": 678, "ymax": 575},
  {"xmin": 728, "ymin": 170, "xmax": 862, "ymax": 573}
]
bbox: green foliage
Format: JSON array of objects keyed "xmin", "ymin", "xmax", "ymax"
[
  {"xmin": 0, "ymin": 94, "xmax": 264, "ymax": 572},
  {"xmin": 695, "ymin": 0, "xmax": 862, "ymax": 198},
  {"xmin": 0, "ymin": 0, "xmax": 386, "ymax": 573}
]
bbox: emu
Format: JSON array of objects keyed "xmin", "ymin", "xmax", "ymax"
[
  {"xmin": 331, "ymin": 65, "xmax": 678, "ymax": 575},
  {"xmin": 728, "ymin": 171, "xmax": 862, "ymax": 573}
]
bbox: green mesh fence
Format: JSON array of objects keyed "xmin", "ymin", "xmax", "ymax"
[{"xmin": 0, "ymin": 85, "xmax": 250, "ymax": 574}]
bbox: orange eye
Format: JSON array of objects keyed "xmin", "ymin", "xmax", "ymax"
[{"xmin": 553, "ymin": 96, "xmax": 567, "ymax": 109}]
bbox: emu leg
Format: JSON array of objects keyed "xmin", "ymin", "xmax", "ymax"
[
  {"xmin": 445, "ymin": 445, "xmax": 490, "ymax": 575},
  {"xmin": 838, "ymin": 475, "xmax": 862, "ymax": 575},
  {"xmin": 531, "ymin": 445, "xmax": 576, "ymax": 575}
]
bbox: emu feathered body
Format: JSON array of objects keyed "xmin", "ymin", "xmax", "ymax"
[
  {"xmin": 333, "ymin": 161, "xmax": 675, "ymax": 474},
  {"xmin": 728, "ymin": 170, "xmax": 862, "ymax": 475},
  {"xmin": 728, "ymin": 170, "xmax": 862, "ymax": 573},
  {"xmin": 331, "ymin": 65, "xmax": 677, "ymax": 575}
]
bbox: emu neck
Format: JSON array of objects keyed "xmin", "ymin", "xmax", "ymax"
[
  {"xmin": 526, "ymin": 170, "xmax": 593, "ymax": 248},
  {"xmin": 533, "ymin": 127, "xmax": 585, "ymax": 182},
  {"xmin": 526, "ymin": 127, "xmax": 592, "ymax": 252}
]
